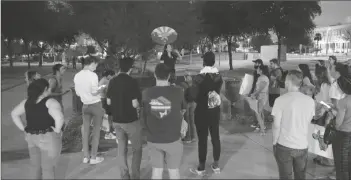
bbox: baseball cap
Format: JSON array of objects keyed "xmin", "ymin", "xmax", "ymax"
[{"xmin": 252, "ymin": 59, "xmax": 263, "ymax": 65}]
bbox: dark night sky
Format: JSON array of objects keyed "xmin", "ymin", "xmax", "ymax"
[{"xmin": 314, "ymin": 1, "xmax": 351, "ymax": 27}]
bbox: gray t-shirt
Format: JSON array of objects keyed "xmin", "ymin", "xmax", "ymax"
[{"xmin": 141, "ymin": 86, "xmax": 186, "ymax": 143}]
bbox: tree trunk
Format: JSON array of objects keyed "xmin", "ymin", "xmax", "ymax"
[
  {"xmin": 277, "ymin": 35, "xmax": 282, "ymax": 61},
  {"xmin": 39, "ymin": 52, "xmax": 43, "ymax": 67},
  {"xmin": 7, "ymin": 39, "xmax": 14, "ymax": 67},
  {"xmin": 24, "ymin": 40, "xmax": 31, "ymax": 69},
  {"xmin": 227, "ymin": 36, "xmax": 233, "ymax": 70}
]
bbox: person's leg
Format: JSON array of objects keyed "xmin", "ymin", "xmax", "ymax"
[
  {"xmin": 25, "ymin": 134, "xmax": 42, "ymax": 179},
  {"xmin": 336, "ymin": 132, "xmax": 351, "ymax": 180},
  {"xmin": 82, "ymin": 104, "xmax": 92, "ymax": 160},
  {"xmin": 292, "ymin": 148, "xmax": 308, "ymax": 180},
  {"xmin": 194, "ymin": 112, "xmax": 209, "ymax": 172},
  {"xmin": 274, "ymin": 144, "xmax": 294, "ymax": 179},
  {"xmin": 165, "ymin": 140, "xmax": 183, "ymax": 179},
  {"xmin": 255, "ymin": 97, "xmax": 266, "ymax": 135},
  {"xmin": 148, "ymin": 143, "xmax": 165, "ymax": 179},
  {"xmin": 114, "ymin": 123, "xmax": 130, "ymax": 179},
  {"xmin": 126, "ymin": 120, "xmax": 143, "ymax": 179},
  {"xmin": 189, "ymin": 102, "xmax": 197, "ymax": 140},
  {"xmin": 90, "ymin": 102, "xmax": 104, "ymax": 162},
  {"xmin": 208, "ymin": 109, "xmax": 221, "ymax": 173},
  {"xmin": 39, "ymin": 132, "xmax": 62, "ymax": 179},
  {"xmin": 183, "ymin": 104, "xmax": 192, "ymax": 141}
]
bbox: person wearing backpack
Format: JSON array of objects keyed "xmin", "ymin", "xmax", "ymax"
[
  {"xmin": 269, "ymin": 59, "xmax": 283, "ymax": 107},
  {"xmin": 189, "ymin": 52, "xmax": 223, "ymax": 176}
]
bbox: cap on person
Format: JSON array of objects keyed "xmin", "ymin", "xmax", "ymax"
[{"xmin": 253, "ymin": 59, "xmax": 263, "ymax": 65}]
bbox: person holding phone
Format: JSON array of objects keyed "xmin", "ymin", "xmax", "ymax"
[
  {"xmin": 49, "ymin": 64, "xmax": 71, "ymax": 111},
  {"xmin": 11, "ymin": 79, "xmax": 64, "ymax": 179},
  {"xmin": 74, "ymin": 56, "xmax": 105, "ymax": 165}
]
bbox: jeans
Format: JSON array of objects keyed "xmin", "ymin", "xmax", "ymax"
[
  {"xmin": 332, "ymin": 130, "xmax": 351, "ymax": 180},
  {"xmin": 113, "ymin": 120, "xmax": 143, "ymax": 179},
  {"xmin": 25, "ymin": 132, "xmax": 62, "ymax": 179},
  {"xmin": 183, "ymin": 102, "xmax": 196, "ymax": 141},
  {"xmin": 195, "ymin": 107, "xmax": 221, "ymax": 170},
  {"xmin": 274, "ymin": 143, "xmax": 308, "ymax": 180},
  {"xmin": 82, "ymin": 101, "xmax": 104, "ymax": 159}
]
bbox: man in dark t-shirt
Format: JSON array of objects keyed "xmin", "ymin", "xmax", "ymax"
[
  {"xmin": 106, "ymin": 57, "xmax": 142, "ymax": 179},
  {"xmin": 141, "ymin": 63, "xmax": 187, "ymax": 179}
]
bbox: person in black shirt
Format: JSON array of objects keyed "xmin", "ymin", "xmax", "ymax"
[
  {"xmin": 106, "ymin": 57, "xmax": 142, "ymax": 179},
  {"xmin": 160, "ymin": 44, "xmax": 182, "ymax": 85},
  {"xmin": 11, "ymin": 79, "xmax": 64, "ymax": 179},
  {"xmin": 250, "ymin": 59, "xmax": 264, "ymax": 128}
]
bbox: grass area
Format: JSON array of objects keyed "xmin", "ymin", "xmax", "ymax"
[{"xmin": 1, "ymin": 66, "xmax": 53, "ymax": 91}]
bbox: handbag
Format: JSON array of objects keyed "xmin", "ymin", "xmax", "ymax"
[
  {"xmin": 311, "ymin": 111, "xmax": 328, "ymax": 126},
  {"xmin": 323, "ymin": 117, "xmax": 336, "ymax": 145}
]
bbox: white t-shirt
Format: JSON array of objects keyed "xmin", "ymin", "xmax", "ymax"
[
  {"xmin": 272, "ymin": 91, "xmax": 315, "ymax": 149},
  {"xmin": 74, "ymin": 70, "xmax": 101, "ymax": 105}
]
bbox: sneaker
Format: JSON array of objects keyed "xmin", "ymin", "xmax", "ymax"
[
  {"xmin": 116, "ymin": 139, "xmax": 131, "ymax": 144},
  {"xmin": 250, "ymin": 124, "xmax": 258, "ymax": 128},
  {"xmin": 89, "ymin": 156, "xmax": 104, "ymax": 165},
  {"xmin": 105, "ymin": 133, "xmax": 116, "ymax": 140},
  {"xmin": 190, "ymin": 168, "xmax": 206, "ymax": 176},
  {"xmin": 211, "ymin": 164, "xmax": 221, "ymax": 174},
  {"xmin": 83, "ymin": 157, "xmax": 90, "ymax": 164}
]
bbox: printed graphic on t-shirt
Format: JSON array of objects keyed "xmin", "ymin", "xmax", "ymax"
[{"xmin": 149, "ymin": 96, "xmax": 172, "ymax": 119}]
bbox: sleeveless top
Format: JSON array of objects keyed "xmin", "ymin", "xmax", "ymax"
[
  {"xmin": 50, "ymin": 76, "xmax": 63, "ymax": 104},
  {"xmin": 25, "ymin": 97, "xmax": 55, "ymax": 134}
]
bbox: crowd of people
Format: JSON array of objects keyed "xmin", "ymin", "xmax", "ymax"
[
  {"xmin": 10, "ymin": 43, "xmax": 351, "ymax": 180},
  {"xmin": 247, "ymin": 56, "xmax": 351, "ymax": 180}
]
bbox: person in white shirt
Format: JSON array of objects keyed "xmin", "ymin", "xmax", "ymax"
[
  {"xmin": 74, "ymin": 56, "xmax": 105, "ymax": 165},
  {"xmin": 272, "ymin": 70, "xmax": 315, "ymax": 180}
]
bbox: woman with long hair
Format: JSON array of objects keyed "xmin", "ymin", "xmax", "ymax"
[
  {"xmin": 249, "ymin": 65, "xmax": 270, "ymax": 135},
  {"xmin": 49, "ymin": 64, "xmax": 70, "ymax": 109},
  {"xmin": 312, "ymin": 65, "xmax": 334, "ymax": 167},
  {"xmin": 298, "ymin": 64, "xmax": 315, "ymax": 87},
  {"xmin": 160, "ymin": 44, "xmax": 182, "ymax": 85},
  {"xmin": 25, "ymin": 70, "xmax": 41, "ymax": 86},
  {"xmin": 11, "ymin": 79, "xmax": 64, "ymax": 179}
]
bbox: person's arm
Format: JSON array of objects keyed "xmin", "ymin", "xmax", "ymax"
[
  {"xmin": 46, "ymin": 98, "xmax": 64, "ymax": 133},
  {"xmin": 335, "ymin": 98, "xmax": 347, "ymax": 129},
  {"xmin": 106, "ymin": 79, "xmax": 114, "ymax": 105},
  {"xmin": 131, "ymin": 79, "xmax": 141, "ymax": 109},
  {"xmin": 11, "ymin": 100, "xmax": 27, "ymax": 131},
  {"xmin": 91, "ymin": 73, "xmax": 103, "ymax": 96},
  {"xmin": 271, "ymin": 98, "xmax": 282, "ymax": 145}
]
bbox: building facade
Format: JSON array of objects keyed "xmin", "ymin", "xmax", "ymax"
[{"xmin": 313, "ymin": 23, "xmax": 351, "ymax": 54}]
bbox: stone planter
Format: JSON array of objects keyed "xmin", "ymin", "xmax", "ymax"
[{"xmin": 224, "ymin": 78, "xmax": 242, "ymax": 102}]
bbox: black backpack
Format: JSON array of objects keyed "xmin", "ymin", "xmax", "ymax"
[{"xmin": 278, "ymin": 67, "xmax": 288, "ymax": 88}]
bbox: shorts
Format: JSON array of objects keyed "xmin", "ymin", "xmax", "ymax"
[
  {"xmin": 147, "ymin": 139, "xmax": 183, "ymax": 169},
  {"xmin": 101, "ymin": 98, "xmax": 111, "ymax": 115}
]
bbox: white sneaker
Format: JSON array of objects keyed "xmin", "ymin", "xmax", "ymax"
[
  {"xmin": 89, "ymin": 156, "xmax": 104, "ymax": 164},
  {"xmin": 105, "ymin": 133, "xmax": 116, "ymax": 140},
  {"xmin": 83, "ymin": 157, "xmax": 89, "ymax": 164},
  {"xmin": 116, "ymin": 140, "xmax": 132, "ymax": 144}
]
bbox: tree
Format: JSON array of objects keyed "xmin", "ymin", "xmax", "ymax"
[
  {"xmin": 201, "ymin": 2, "xmax": 268, "ymax": 70},
  {"xmin": 250, "ymin": 34, "xmax": 273, "ymax": 52},
  {"xmin": 342, "ymin": 28, "xmax": 351, "ymax": 54},
  {"xmin": 314, "ymin": 33, "xmax": 322, "ymax": 54},
  {"xmin": 252, "ymin": 1, "xmax": 321, "ymax": 60}
]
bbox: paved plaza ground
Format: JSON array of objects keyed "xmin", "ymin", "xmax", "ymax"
[{"xmin": 1, "ymin": 56, "xmax": 342, "ymax": 179}]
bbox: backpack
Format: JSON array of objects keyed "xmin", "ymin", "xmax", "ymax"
[
  {"xmin": 208, "ymin": 90, "xmax": 221, "ymax": 109},
  {"xmin": 278, "ymin": 67, "xmax": 288, "ymax": 88}
]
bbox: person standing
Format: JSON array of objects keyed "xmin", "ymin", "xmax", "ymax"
[
  {"xmin": 141, "ymin": 63, "xmax": 187, "ymax": 179},
  {"xmin": 269, "ymin": 59, "xmax": 283, "ymax": 107},
  {"xmin": 250, "ymin": 65, "xmax": 270, "ymax": 135},
  {"xmin": 49, "ymin": 64, "xmax": 71, "ymax": 110},
  {"xmin": 74, "ymin": 56, "xmax": 105, "ymax": 165},
  {"xmin": 250, "ymin": 59, "xmax": 264, "ymax": 128},
  {"xmin": 272, "ymin": 70, "xmax": 315, "ymax": 180},
  {"xmin": 72, "ymin": 57, "xmax": 77, "ymax": 69},
  {"xmin": 182, "ymin": 73, "xmax": 197, "ymax": 143},
  {"xmin": 11, "ymin": 79, "xmax": 64, "ymax": 179},
  {"xmin": 160, "ymin": 44, "xmax": 182, "ymax": 85},
  {"xmin": 190, "ymin": 52, "xmax": 223, "ymax": 176},
  {"xmin": 99, "ymin": 70, "xmax": 116, "ymax": 140},
  {"xmin": 106, "ymin": 57, "xmax": 142, "ymax": 179}
]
